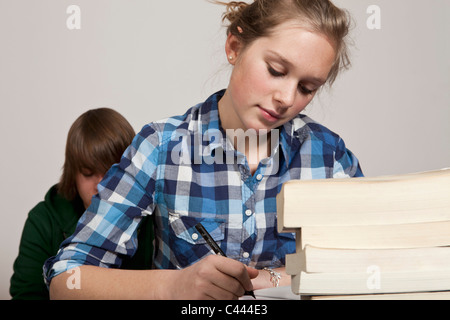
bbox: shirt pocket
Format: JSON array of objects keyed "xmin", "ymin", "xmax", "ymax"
[{"xmin": 168, "ymin": 212, "xmax": 226, "ymax": 267}]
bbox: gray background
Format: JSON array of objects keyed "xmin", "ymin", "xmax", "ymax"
[{"xmin": 0, "ymin": 0, "xmax": 448, "ymax": 299}]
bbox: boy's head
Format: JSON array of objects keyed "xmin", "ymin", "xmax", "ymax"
[{"xmin": 58, "ymin": 108, "xmax": 135, "ymax": 207}]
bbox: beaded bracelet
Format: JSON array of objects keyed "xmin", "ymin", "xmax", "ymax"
[{"xmin": 263, "ymin": 267, "xmax": 281, "ymax": 287}]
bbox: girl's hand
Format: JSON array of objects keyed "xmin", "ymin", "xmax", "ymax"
[{"xmin": 170, "ymin": 255, "xmax": 258, "ymax": 300}]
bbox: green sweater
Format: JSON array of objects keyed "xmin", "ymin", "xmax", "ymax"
[{"xmin": 10, "ymin": 185, "xmax": 154, "ymax": 300}]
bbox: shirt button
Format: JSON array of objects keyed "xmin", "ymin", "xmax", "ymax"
[
  {"xmin": 243, "ymin": 252, "xmax": 250, "ymax": 258},
  {"xmin": 191, "ymin": 233, "xmax": 199, "ymax": 241},
  {"xmin": 245, "ymin": 209, "xmax": 253, "ymax": 216},
  {"xmin": 256, "ymin": 174, "xmax": 263, "ymax": 181}
]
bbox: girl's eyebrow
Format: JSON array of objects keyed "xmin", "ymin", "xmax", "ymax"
[
  {"xmin": 267, "ymin": 50, "xmax": 293, "ymax": 68},
  {"xmin": 266, "ymin": 50, "xmax": 327, "ymax": 85}
]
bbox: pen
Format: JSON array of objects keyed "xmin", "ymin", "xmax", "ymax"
[{"xmin": 195, "ymin": 222, "xmax": 256, "ymax": 299}]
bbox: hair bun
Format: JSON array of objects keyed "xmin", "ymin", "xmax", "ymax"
[{"xmin": 216, "ymin": 1, "xmax": 249, "ymax": 24}]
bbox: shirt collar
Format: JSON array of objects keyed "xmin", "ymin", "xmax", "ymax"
[
  {"xmin": 279, "ymin": 116, "xmax": 311, "ymax": 166},
  {"xmin": 192, "ymin": 90, "xmax": 310, "ymax": 167}
]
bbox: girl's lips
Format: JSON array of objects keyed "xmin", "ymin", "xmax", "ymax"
[{"xmin": 258, "ymin": 106, "xmax": 281, "ymax": 122}]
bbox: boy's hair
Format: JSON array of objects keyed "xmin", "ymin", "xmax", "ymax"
[
  {"xmin": 214, "ymin": 0, "xmax": 352, "ymax": 86},
  {"xmin": 58, "ymin": 108, "xmax": 136, "ymax": 200}
]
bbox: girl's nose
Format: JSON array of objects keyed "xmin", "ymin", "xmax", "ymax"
[{"xmin": 273, "ymin": 81, "xmax": 296, "ymax": 108}]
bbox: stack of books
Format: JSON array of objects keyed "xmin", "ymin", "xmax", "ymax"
[{"xmin": 277, "ymin": 168, "xmax": 450, "ymax": 300}]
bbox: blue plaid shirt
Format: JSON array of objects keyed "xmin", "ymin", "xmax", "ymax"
[{"xmin": 44, "ymin": 90, "xmax": 363, "ymax": 285}]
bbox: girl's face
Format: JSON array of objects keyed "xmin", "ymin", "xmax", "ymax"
[
  {"xmin": 75, "ymin": 169, "xmax": 104, "ymax": 209},
  {"xmin": 219, "ymin": 21, "xmax": 336, "ymax": 132}
]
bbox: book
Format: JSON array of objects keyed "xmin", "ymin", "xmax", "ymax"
[
  {"xmin": 277, "ymin": 168, "xmax": 450, "ymax": 231},
  {"xmin": 298, "ymin": 221, "xmax": 450, "ymax": 250},
  {"xmin": 291, "ymin": 269, "xmax": 450, "ymax": 296},
  {"xmin": 276, "ymin": 168, "xmax": 450, "ymax": 299},
  {"xmin": 287, "ymin": 246, "xmax": 450, "ymax": 296},
  {"xmin": 303, "ymin": 291, "xmax": 450, "ymax": 300},
  {"xmin": 289, "ymin": 245, "xmax": 450, "ymax": 274}
]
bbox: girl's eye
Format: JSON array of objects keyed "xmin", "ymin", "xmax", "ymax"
[
  {"xmin": 298, "ymin": 83, "xmax": 314, "ymax": 95},
  {"xmin": 268, "ymin": 64, "xmax": 314, "ymax": 95},
  {"xmin": 268, "ymin": 66, "xmax": 285, "ymax": 77},
  {"xmin": 268, "ymin": 64, "xmax": 315, "ymax": 95}
]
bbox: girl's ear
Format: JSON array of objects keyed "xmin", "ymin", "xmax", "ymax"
[{"xmin": 225, "ymin": 33, "xmax": 243, "ymax": 65}]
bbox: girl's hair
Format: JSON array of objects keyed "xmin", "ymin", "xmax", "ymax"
[
  {"xmin": 58, "ymin": 108, "xmax": 135, "ymax": 200},
  {"xmin": 213, "ymin": 0, "xmax": 352, "ymax": 85}
]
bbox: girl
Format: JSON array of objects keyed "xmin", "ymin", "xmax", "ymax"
[
  {"xmin": 45, "ymin": 0, "xmax": 362, "ymax": 300},
  {"xmin": 10, "ymin": 108, "xmax": 154, "ymax": 299}
]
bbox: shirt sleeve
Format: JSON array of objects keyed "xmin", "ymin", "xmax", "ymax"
[
  {"xmin": 43, "ymin": 124, "xmax": 161, "ymax": 286},
  {"xmin": 333, "ymin": 137, "xmax": 364, "ymax": 178}
]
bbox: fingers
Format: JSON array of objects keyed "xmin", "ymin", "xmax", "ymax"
[
  {"xmin": 209, "ymin": 267, "xmax": 246, "ymax": 298},
  {"xmin": 182, "ymin": 255, "xmax": 256, "ymax": 300},
  {"xmin": 246, "ymin": 266, "xmax": 259, "ymax": 280},
  {"xmin": 188, "ymin": 256, "xmax": 244, "ymax": 299},
  {"xmin": 210, "ymin": 255, "xmax": 255, "ymax": 294}
]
